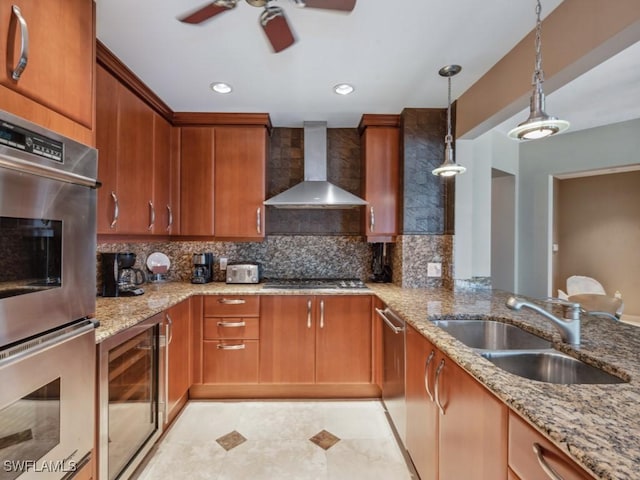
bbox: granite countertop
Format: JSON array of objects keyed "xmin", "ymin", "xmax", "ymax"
[{"xmin": 95, "ymin": 281, "xmax": 640, "ymax": 480}]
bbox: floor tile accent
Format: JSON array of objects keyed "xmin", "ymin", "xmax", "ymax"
[
  {"xmin": 309, "ymin": 429, "xmax": 340, "ymax": 450},
  {"xmin": 134, "ymin": 400, "xmax": 414, "ymax": 480},
  {"xmin": 216, "ymin": 430, "xmax": 246, "ymax": 451}
]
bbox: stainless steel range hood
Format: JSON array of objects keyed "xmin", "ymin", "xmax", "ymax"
[{"xmin": 264, "ymin": 121, "xmax": 368, "ymax": 209}]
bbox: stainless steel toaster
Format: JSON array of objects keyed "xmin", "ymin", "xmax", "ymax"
[{"xmin": 226, "ymin": 263, "xmax": 260, "ymax": 284}]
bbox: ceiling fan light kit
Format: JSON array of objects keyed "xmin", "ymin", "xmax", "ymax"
[
  {"xmin": 179, "ymin": 0, "xmax": 356, "ymax": 53},
  {"xmin": 432, "ymin": 64, "xmax": 466, "ymax": 178},
  {"xmin": 508, "ymin": 0, "xmax": 569, "ymax": 140}
]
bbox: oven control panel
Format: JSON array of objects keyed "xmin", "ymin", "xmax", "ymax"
[{"xmin": 0, "ymin": 120, "xmax": 64, "ymax": 163}]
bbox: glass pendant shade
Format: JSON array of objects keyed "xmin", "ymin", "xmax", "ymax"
[{"xmin": 508, "ymin": 83, "xmax": 569, "ymax": 140}]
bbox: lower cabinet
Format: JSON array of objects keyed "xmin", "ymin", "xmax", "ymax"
[
  {"xmin": 406, "ymin": 324, "xmax": 508, "ymax": 480},
  {"xmin": 259, "ymin": 295, "xmax": 373, "ymax": 385},
  {"xmin": 508, "ymin": 412, "xmax": 593, "ymax": 480},
  {"xmin": 165, "ymin": 298, "xmax": 191, "ymax": 425}
]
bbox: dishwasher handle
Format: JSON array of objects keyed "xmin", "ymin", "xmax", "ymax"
[{"xmin": 375, "ymin": 307, "xmax": 405, "ymax": 334}]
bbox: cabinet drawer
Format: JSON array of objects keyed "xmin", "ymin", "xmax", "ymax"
[
  {"xmin": 204, "ymin": 317, "xmax": 259, "ymax": 340},
  {"xmin": 202, "ymin": 340, "xmax": 259, "ymax": 384},
  {"xmin": 509, "ymin": 412, "xmax": 592, "ymax": 480},
  {"xmin": 204, "ymin": 295, "xmax": 259, "ymax": 316}
]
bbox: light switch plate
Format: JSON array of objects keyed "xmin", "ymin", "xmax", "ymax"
[
  {"xmin": 427, "ymin": 262, "xmax": 442, "ymax": 278},
  {"xmin": 219, "ymin": 257, "xmax": 228, "ymax": 270}
]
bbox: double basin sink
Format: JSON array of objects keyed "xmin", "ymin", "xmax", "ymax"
[{"xmin": 431, "ymin": 319, "xmax": 626, "ymax": 384}]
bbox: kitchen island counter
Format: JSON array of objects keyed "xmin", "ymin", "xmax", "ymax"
[{"xmin": 95, "ymin": 281, "xmax": 640, "ymax": 480}]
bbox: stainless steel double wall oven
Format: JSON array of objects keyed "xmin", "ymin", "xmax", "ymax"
[{"xmin": 0, "ymin": 110, "xmax": 98, "ymax": 479}]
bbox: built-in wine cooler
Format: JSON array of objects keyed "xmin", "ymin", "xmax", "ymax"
[{"xmin": 99, "ymin": 313, "xmax": 165, "ymax": 480}]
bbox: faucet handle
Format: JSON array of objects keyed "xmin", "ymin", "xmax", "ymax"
[{"xmin": 543, "ymin": 297, "xmax": 581, "ymax": 320}]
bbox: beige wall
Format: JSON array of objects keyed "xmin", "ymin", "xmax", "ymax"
[{"xmin": 556, "ymin": 171, "xmax": 640, "ymax": 315}]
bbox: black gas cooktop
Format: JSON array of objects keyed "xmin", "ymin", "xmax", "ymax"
[{"xmin": 261, "ymin": 278, "xmax": 368, "ymax": 290}]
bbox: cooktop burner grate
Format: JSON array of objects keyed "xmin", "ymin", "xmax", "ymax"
[{"xmin": 262, "ymin": 278, "xmax": 368, "ymax": 290}]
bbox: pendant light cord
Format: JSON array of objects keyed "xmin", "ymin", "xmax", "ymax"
[
  {"xmin": 445, "ymin": 75, "xmax": 452, "ymax": 144},
  {"xmin": 532, "ymin": 0, "xmax": 544, "ymax": 86}
]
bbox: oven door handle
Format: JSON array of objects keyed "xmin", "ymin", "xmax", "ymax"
[
  {"xmin": 0, "ymin": 319, "xmax": 96, "ymax": 366},
  {"xmin": 0, "ymin": 152, "xmax": 98, "ymax": 188}
]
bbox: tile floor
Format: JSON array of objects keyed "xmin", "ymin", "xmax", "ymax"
[{"xmin": 134, "ymin": 400, "xmax": 416, "ymax": 480}]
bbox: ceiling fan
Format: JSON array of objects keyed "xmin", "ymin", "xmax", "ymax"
[{"xmin": 179, "ymin": 0, "xmax": 356, "ymax": 53}]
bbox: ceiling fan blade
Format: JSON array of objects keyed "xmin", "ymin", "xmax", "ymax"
[
  {"xmin": 300, "ymin": 0, "xmax": 356, "ymax": 12},
  {"xmin": 179, "ymin": 2, "xmax": 235, "ymax": 24},
  {"xmin": 260, "ymin": 7, "xmax": 296, "ymax": 53}
]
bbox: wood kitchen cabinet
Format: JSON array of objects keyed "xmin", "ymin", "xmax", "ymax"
[
  {"xmin": 179, "ymin": 125, "xmax": 267, "ymax": 239},
  {"xmin": 508, "ymin": 412, "xmax": 593, "ymax": 480},
  {"xmin": 200, "ymin": 295, "xmax": 260, "ymax": 384},
  {"xmin": 165, "ymin": 299, "xmax": 191, "ymax": 425},
  {"xmin": 96, "ymin": 64, "xmax": 177, "ymax": 235},
  {"xmin": 0, "ymin": 0, "xmax": 94, "ymax": 145},
  {"xmin": 405, "ymin": 324, "xmax": 508, "ymax": 480},
  {"xmin": 260, "ymin": 295, "xmax": 373, "ymax": 385},
  {"xmin": 358, "ymin": 115, "xmax": 400, "ymax": 242}
]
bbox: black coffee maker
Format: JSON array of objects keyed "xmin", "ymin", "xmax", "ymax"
[
  {"xmin": 191, "ymin": 252, "xmax": 214, "ymax": 284},
  {"xmin": 371, "ymin": 243, "xmax": 392, "ymax": 283},
  {"xmin": 101, "ymin": 252, "xmax": 146, "ymax": 297}
]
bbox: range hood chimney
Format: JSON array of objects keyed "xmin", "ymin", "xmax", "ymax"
[{"xmin": 263, "ymin": 121, "xmax": 368, "ymax": 209}]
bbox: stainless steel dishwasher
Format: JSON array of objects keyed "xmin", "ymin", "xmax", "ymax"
[{"xmin": 376, "ymin": 306, "xmax": 406, "ymax": 444}]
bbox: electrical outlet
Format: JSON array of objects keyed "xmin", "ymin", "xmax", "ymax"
[
  {"xmin": 219, "ymin": 257, "xmax": 228, "ymax": 270},
  {"xmin": 427, "ymin": 262, "xmax": 442, "ymax": 278}
]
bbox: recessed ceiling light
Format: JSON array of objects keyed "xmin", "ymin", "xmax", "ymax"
[
  {"xmin": 210, "ymin": 82, "xmax": 232, "ymax": 94},
  {"xmin": 334, "ymin": 83, "xmax": 354, "ymax": 95}
]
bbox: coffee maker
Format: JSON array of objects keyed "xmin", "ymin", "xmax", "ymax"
[
  {"xmin": 101, "ymin": 252, "xmax": 146, "ymax": 297},
  {"xmin": 191, "ymin": 252, "xmax": 214, "ymax": 284}
]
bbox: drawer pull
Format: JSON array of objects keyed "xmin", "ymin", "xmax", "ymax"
[
  {"xmin": 216, "ymin": 343, "xmax": 246, "ymax": 350},
  {"xmin": 217, "ymin": 321, "xmax": 246, "ymax": 328},
  {"xmin": 307, "ymin": 299, "xmax": 312, "ymax": 328},
  {"xmin": 533, "ymin": 443, "xmax": 564, "ymax": 480},
  {"xmin": 218, "ymin": 298, "xmax": 246, "ymax": 305}
]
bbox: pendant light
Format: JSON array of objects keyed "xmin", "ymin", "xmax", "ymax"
[
  {"xmin": 508, "ymin": 0, "xmax": 569, "ymax": 140},
  {"xmin": 432, "ymin": 64, "xmax": 466, "ymax": 177}
]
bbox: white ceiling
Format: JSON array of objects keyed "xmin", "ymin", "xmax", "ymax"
[{"xmin": 95, "ymin": 0, "xmax": 640, "ymax": 134}]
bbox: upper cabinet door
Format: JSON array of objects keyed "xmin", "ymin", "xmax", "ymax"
[
  {"xmin": 360, "ymin": 121, "xmax": 400, "ymax": 242},
  {"xmin": 180, "ymin": 127, "xmax": 215, "ymax": 236},
  {"xmin": 214, "ymin": 126, "xmax": 267, "ymax": 240},
  {"xmin": 0, "ymin": 0, "xmax": 94, "ymax": 128}
]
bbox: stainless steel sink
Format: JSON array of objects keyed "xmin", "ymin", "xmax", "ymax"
[
  {"xmin": 480, "ymin": 350, "xmax": 627, "ymax": 384},
  {"xmin": 431, "ymin": 319, "xmax": 552, "ymax": 350}
]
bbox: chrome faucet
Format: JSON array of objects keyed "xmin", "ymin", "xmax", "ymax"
[{"xmin": 506, "ymin": 296, "xmax": 581, "ymax": 345}]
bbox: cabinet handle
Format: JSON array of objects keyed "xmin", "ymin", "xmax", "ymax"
[
  {"xmin": 307, "ymin": 299, "xmax": 312, "ymax": 328},
  {"xmin": 216, "ymin": 343, "xmax": 246, "ymax": 350},
  {"xmin": 166, "ymin": 205, "xmax": 173, "ymax": 232},
  {"xmin": 10, "ymin": 5, "xmax": 29, "ymax": 81},
  {"xmin": 424, "ymin": 350, "xmax": 435, "ymax": 401},
  {"xmin": 369, "ymin": 206, "xmax": 375, "ymax": 232},
  {"xmin": 165, "ymin": 313, "xmax": 173, "ymax": 345},
  {"xmin": 218, "ymin": 298, "xmax": 246, "ymax": 305},
  {"xmin": 375, "ymin": 307, "xmax": 405, "ymax": 334},
  {"xmin": 164, "ymin": 320, "xmax": 169, "ymax": 424},
  {"xmin": 216, "ymin": 321, "xmax": 246, "ymax": 328},
  {"xmin": 256, "ymin": 207, "xmax": 261, "ymax": 234},
  {"xmin": 319, "ymin": 300, "xmax": 325, "ymax": 329},
  {"xmin": 148, "ymin": 201, "xmax": 155, "ymax": 231},
  {"xmin": 110, "ymin": 191, "xmax": 119, "ymax": 228},
  {"xmin": 434, "ymin": 359, "xmax": 446, "ymax": 415},
  {"xmin": 533, "ymin": 443, "xmax": 565, "ymax": 480}
]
